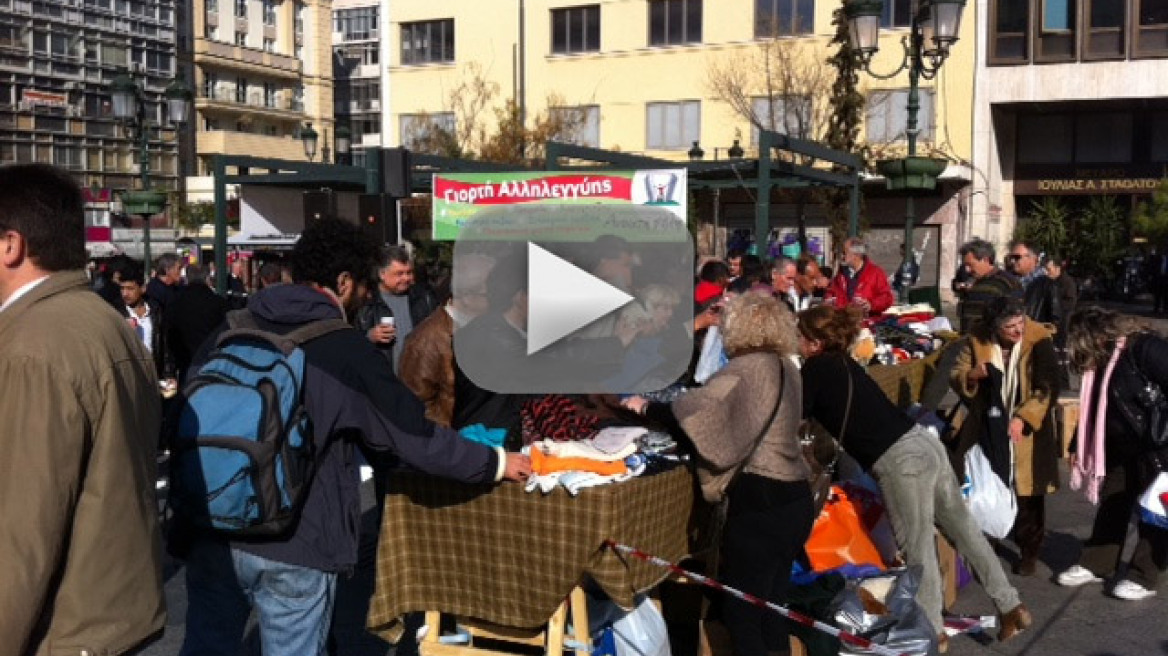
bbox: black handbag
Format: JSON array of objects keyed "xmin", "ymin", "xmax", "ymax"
[{"xmin": 1132, "ymin": 355, "xmax": 1168, "ymax": 450}]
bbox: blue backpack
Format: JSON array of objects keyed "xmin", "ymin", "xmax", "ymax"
[{"xmin": 169, "ymin": 310, "xmax": 349, "ymax": 537}]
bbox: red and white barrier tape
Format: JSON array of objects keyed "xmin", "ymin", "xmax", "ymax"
[{"xmin": 603, "ymin": 539, "xmax": 910, "ymax": 656}]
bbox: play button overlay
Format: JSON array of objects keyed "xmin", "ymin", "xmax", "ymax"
[
  {"xmin": 527, "ymin": 242, "xmax": 634, "ymax": 355},
  {"xmin": 452, "ymin": 203, "xmax": 693, "ymax": 394}
]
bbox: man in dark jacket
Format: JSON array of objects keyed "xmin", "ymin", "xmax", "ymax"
[
  {"xmin": 146, "ymin": 252, "xmax": 182, "ymax": 312},
  {"xmin": 178, "ymin": 218, "xmax": 530, "ymax": 656},
  {"xmin": 353, "ymin": 245, "xmax": 438, "ymax": 374},
  {"xmin": 165, "ymin": 263, "xmax": 229, "ymax": 381},
  {"xmin": 119, "ymin": 259, "xmax": 175, "ymax": 383},
  {"xmin": 958, "ymin": 238, "xmax": 1022, "ymax": 333},
  {"xmin": 1008, "ymin": 240, "xmax": 1061, "ymax": 326}
]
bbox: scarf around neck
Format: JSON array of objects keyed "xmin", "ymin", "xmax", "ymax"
[{"xmin": 1071, "ymin": 337, "xmax": 1126, "ymax": 505}]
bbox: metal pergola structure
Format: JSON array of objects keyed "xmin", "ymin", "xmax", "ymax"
[{"xmin": 210, "ymin": 135, "xmax": 862, "ymax": 292}]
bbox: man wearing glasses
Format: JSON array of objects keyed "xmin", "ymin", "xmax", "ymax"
[{"xmin": 1008, "ymin": 241, "xmax": 1062, "ymax": 327}]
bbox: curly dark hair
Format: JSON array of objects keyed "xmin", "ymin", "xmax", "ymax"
[
  {"xmin": 0, "ymin": 163, "xmax": 86, "ymax": 272},
  {"xmin": 797, "ymin": 304, "xmax": 865, "ymax": 353},
  {"xmin": 290, "ymin": 217, "xmax": 380, "ymax": 292}
]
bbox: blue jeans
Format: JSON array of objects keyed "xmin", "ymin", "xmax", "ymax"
[{"xmin": 180, "ymin": 539, "xmax": 338, "ymax": 656}]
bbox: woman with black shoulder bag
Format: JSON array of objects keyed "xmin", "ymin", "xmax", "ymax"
[
  {"xmin": 1059, "ymin": 306, "xmax": 1168, "ymax": 601},
  {"xmin": 623, "ymin": 292, "xmax": 812, "ymax": 656}
]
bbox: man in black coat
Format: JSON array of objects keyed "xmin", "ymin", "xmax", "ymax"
[
  {"xmin": 118, "ymin": 259, "xmax": 175, "ymax": 383},
  {"xmin": 165, "ymin": 263, "xmax": 229, "ymax": 381},
  {"xmin": 1008, "ymin": 240, "xmax": 1061, "ymax": 327}
]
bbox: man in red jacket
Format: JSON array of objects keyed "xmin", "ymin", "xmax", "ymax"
[{"xmin": 826, "ymin": 237, "xmax": 895, "ymax": 315}]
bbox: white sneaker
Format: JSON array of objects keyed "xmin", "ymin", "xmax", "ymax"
[
  {"xmin": 1112, "ymin": 580, "xmax": 1157, "ymax": 601},
  {"xmin": 1057, "ymin": 565, "xmax": 1103, "ymax": 587}
]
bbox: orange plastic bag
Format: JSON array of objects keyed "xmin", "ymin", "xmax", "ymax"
[{"xmin": 805, "ymin": 484, "xmax": 886, "ymax": 572}]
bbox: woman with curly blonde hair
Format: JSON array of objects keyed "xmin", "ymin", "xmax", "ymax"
[
  {"xmin": 798, "ymin": 304, "xmax": 1029, "ymax": 651},
  {"xmin": 624, "ymin": 293, "xmax": 811, "ymax": 656}
]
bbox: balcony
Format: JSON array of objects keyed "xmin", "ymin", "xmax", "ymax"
[
  {"xmin": 196, "ymin": 129, "xmax": 310, "ymax": 161},
  {"xmin": 193, "ymin": 37, "xmax": 300, "ymax": 78},
  {"xmin": 196, "ymin": 85, "xmax": 305, "ymax": 121}
]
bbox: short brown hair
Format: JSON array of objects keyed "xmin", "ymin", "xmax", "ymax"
[
  {"xmin": 0, "ymin": 163, "xmax": 86, "ymax": 272},
  {"xmin": 721, "ymin": 292, "xmax": 797, "ymax": 358},
  {"xmin": 797, "ymin": 304, "xmax": 864, "ymax": 353}
]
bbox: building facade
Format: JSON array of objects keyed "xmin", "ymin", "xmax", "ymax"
[
  {"xmin": 187, "ymin": 0, "xmax": 334, "ymax": 201},
  {"xmin": 970, "ymin": 0, "xmax": 1168, "ymax": 251},
  {"xmin": 385, "ymin": 0, "xmax": 977, "ymax": 284},
  {"xmin": 332, "ymin": 0, "xmax": 382, "ymax": 167},
  {"xmin": 0, "ymin": 0, "xmax": 182, "ymax": 251}
]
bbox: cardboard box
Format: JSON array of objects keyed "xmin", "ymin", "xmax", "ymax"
[{"xmin": 937, "ymin": 530, "xmax": 958, "ymax": 610}]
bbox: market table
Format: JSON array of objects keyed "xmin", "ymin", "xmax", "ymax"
[{"xmin": 367, "ymin": 465, "xmax": 695, "ymax": 656}]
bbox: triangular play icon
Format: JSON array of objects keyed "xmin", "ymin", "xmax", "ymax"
[{"xmin": 526, "ymin": 242, "xmax": 634, "ymax": 355}]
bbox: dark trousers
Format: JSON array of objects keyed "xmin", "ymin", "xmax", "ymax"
[
  {"xmin": 720, "ymin": 474, "xmax": 815, "ymax": 656},
  {"xmin": 1013, "ymin": 495, "xmax": 1046, "ymax": 564},
  {"xmin": 1079, "ymin": 461, "xmax": 1168, "ymax": 589}
]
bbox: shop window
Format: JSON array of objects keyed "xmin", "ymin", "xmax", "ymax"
[
  {"xmin": 1085, "ymin": 0, "xmax": 1126, "ymax": 58},
  {"xmin": 649, "ymin": 0, "xmax": 701, "ymax": 46},
  {"xmin": 1075, "ymin": 113, "xmax": 1132, "ymax": 163},
  {"xmin": 551, "ymin": 5, "xmax": 600, "ymax": 54},
  {"xmin": 755, "ymin": 0, "xmax": 813, "ymax": 37},
  {"xmin": 1136, "ymin": 0, "xmax": 1168, "ymax": 56},
  {"xmin": 990, "ymin": 0, "xmax": 1029, "ymax": 63},
  {"xmin": 646, "ymin": 100, "xmax": 700, "ymax": 150},
  {"xmin": 1017, "ymin": 114, "xmax": 1073, "ymax": 164},
  {"xmin": 1036, "ymin": 0, "xmax": 1076, "ymax": 61}
]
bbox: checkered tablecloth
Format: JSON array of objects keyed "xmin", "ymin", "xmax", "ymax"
[{"xmin": 367, "ymin": 466, "xmax": 694, "ymax": 639}]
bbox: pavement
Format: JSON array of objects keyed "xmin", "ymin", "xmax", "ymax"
[{"xmin": 141, "ymin": 299, "xmax": 1168, "ymax": 656}]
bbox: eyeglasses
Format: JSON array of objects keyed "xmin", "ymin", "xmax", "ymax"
[{"xmin": 1008, "ymin": 253, "xmax": 1028, "ymax": 261}]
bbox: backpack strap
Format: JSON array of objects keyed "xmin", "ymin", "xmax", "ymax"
[{"xmin": 218, "ymin": 310, "xmax": 351, "ymax": 355}]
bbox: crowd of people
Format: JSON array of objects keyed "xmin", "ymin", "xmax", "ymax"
[{"xmin": 2, "ymin": 161, "xmax": 1167, "ymax": 656}]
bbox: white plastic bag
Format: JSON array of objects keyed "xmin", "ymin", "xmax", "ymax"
[
  {"xmin": 962, "ymin": 444, "xmax": 1017, "ymax": 539},
  {"xmin": 694, "ymin": 327, "xmax": 728, "ymax": 384},
  {"xmin": 589, "ymin": 595, "xmax": 671, "ymax": 656},
  {"xmin": 1138, "ymin": 472, "xmax": 1168, "ymax": 530}
]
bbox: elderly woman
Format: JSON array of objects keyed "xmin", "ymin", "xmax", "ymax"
[
  {"xmin": 950, "ymin": 296, "xmax": 1061, "ymax": 576},
  {"xmin": 1058, "ymin": 307, "xmax": 1168, "ymax": 601},
  {"xmin": 798, "ymin": 305, "xmax": 1029, "ymax": 651},
  {"xmin": 624, "ymin": 293, "xmax": 811, "ymax": 656}
]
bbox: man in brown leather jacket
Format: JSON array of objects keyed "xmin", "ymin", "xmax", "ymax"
[{"xmin": 0, "ymin": 164, "xmax": 165, "ymax": 655}]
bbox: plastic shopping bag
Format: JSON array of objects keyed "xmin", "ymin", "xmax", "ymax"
[
  {"xmin": 806, "ymin": 485, "xmax": 887, "ymax": 572},
  {"xmin": 694, "ymin": 327, "xmax": 728, "ymax": 384},
  {"xmin": 588, "ymin": 595, "xmax": 671, "ymax": 656},
  {"xmin": 962, "ymin": 444, "xmax": 1017, "ymax": 539},
  {"xmin": 832, "ymin": 567, "xmax": 937, "ymax": 656},
  {"xmin": 1138, "ymin": 472, "xmax": 1168, "ymax": 530}
]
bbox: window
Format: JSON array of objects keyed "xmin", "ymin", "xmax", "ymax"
[
  {"xmin": 1036, "ymin": 0, "xmax": 1076, "ymax": 60},
  {"xmin": 646, "ymin": 100, "xmax": 700, "ymax": 150},
  {"xmin": 755, "ymin": 0, "xmax": 813, "ymax": 37},
  {"xmin": 202, "ymin": 71, "xmax": 218, "ymax": 97},
  {"xmin": 235, "ymin": 0, "xmax": 246, "ymax": 18},
  {"xmin": 400, "ymin": 19, "xmax": 454, "ymax": 64},
  {"xmin": 235, "ymin": 77, "xmax": 247, "ymax": 103},
  {"xmin": 207, "ymin": 0, "xmax": 218, "ymax": 13},
  {"xmin": 750, "ymin": 95, "xmax": 813, "ymax": 144},
  {"xmin": 865, "ymin": 89, "xmax": 935, "ymax": 143},
  {"xmin": 235, "ymin": 31, "xmax": 248, "ymax": 46},
  {"xmin": 50, "ymin": 34, "xmax": 71, "ymax": 57},
  {"xmin": 263, "ymin": 82, "xmax": 276, "ymax": 107},
  {"xmin": 551, "ymin": 5, "xmax": 600, "ymax": 54},
  {"xmin": 1137, "ymin": 0, "xmax": 1168, "ymax": 55},
  {"xmin": 1085, "ymin": 0, "xmax": 1125, "ymax": 58},
  {"xmin": 205, "ymin": 23, "xmax": 219, "ymax": 39},
  {"xmin": 1152, "ymin": 112, "xmax": 1168, "ymax": 162},
  {"xmin": 551, "ymin": 105, "xmax": 600, "ymax": 147},
  {"xmin": 990, "ymin": 0, "xmax": 1029, "ymax": 62},
  {"xmin": 1017, "ymin": 114, "xmax": 1073, "ymax": 163},
  {"xmin": 101, "ymin": 43, "xmax": 127, "ymax": 66},
  {"xmin": 294, "ymin": 2, "xmax": 304, "ymax": 33},
  {"xmin": 33, "ymin": 32, "xmax": 46, "ymax": 54},
  {"xmin": 263, "ymin": 37, "xmax": 275, "ymax": 51},
  {"xmin": 649, "ymin": 0, "xmax": 701, "ymax": 46},
  {"xmin": 1075, "ymin": 113, "xmax": 1132, "ymax": 162},
  {"xmin": 262, "ymin": 0, "xmax": 276, "ymax": 25},
  {"xmin": 399, "ymin": 112, "xmax": 455, "ymax": 149},
  {"xmin": 880, "ymin": 0, "xmax": 913, "ymax": 28},
  {"xmin": 335, "ymin": 6, "xmax": 378, "ymax": 41}
]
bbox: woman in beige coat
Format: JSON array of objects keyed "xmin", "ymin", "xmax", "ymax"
[{"xmin": 951, "ymin": 296, "xmax": 1061, "ymax": 576}]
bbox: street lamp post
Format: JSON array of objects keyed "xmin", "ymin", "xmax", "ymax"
[
  {"xmin": 301, "ymin": 122, "xmax": 319, "ymax": 162},
  {"xmin": 845, "ymin": 0, "xmax": 966, "ymax": 301},
  {"xmin": 109, "ymin": 72, "xmax": 192, "ymax": 268},
  {"xmin": 335, "ymin": 125, "xmax": 352, "ymax": 166}
]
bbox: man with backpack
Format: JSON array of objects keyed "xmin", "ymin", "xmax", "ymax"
[{"xmin": 173, "ymin": 217, "xmax": 531, "ymax": 655}]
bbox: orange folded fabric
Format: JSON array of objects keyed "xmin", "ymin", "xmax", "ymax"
[{"xmin": 530, "ymin": 447, "xmax": 628, "ymax": 476}]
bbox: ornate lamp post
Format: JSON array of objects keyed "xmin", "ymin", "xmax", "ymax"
[
  {"xmin": 109, "ymin": 72, "xmax": 192, "ymax": 267},
  {"xmin": 301, "ymin": 122, "xmax": 319, "ymax": 162},
  {"xmin": 844, "ymin": 0, "xmax": 966, "ymax": 301},
  {"xmin": 335, "ymin": 125, "xmax": 352, "ymax": 165}
]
